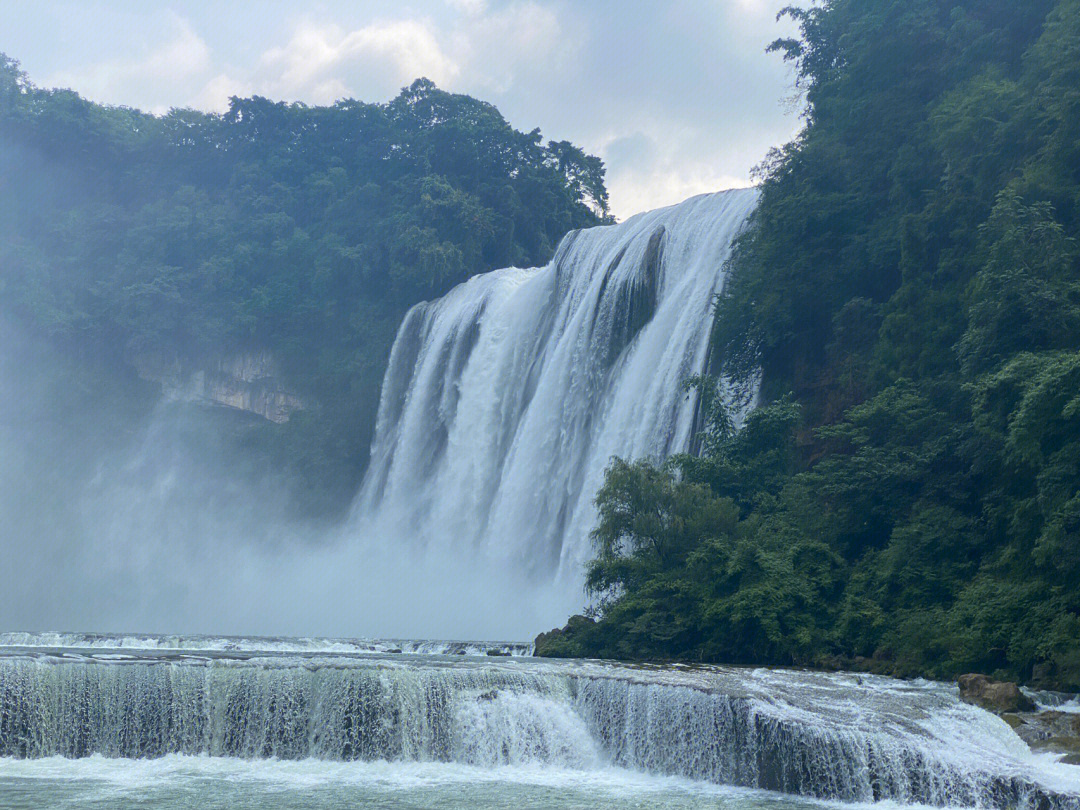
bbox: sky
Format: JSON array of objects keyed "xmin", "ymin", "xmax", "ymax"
[{"xmin": 2, "ymin": 0, "xmax": 803, "ymax": 220}]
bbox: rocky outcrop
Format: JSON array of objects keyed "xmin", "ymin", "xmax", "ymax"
[
  {"xmin": 959, "ymin": 675, "xmax": 1080, "ymax": 766},
  {"xmin": 958, "ymin": 673, "xmax": 1036, "ymax": 713},
  {"xmin": 1004, "ymin": 711, "xmax": 1080, "ymax": 765},
  {"xmin": 134, "ymin": 351, "xmax": 304, "ymax": 424}
]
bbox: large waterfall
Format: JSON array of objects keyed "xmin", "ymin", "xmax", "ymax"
[
  {"xmin": 1, "ymin": 189, "xmax": 1078, "ymax": 808},
  {"xmin": 354, "ymin": 189, "xmax": 758, "ymax": 579},
  {"xmin": 0, "ymin": 641, "xmax": 1076, "ymax": 809}
]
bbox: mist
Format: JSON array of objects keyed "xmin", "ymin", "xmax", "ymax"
[
  {"xmin": 0, "ymin": 62, "xmax": 609, "ymax": 643},
  {"xmin": 0, "ymin": 319, "xmax": 578, "ymax": 641}
]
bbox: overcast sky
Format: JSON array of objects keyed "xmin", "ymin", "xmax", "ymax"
[{"xmin": 3, "ymin": 0, "xmax": 802, "ymax": 219}]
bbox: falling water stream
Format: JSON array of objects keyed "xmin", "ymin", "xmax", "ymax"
[{"xmin": 354, "ymin": 189, "xmax": 759, "ymax": 580}]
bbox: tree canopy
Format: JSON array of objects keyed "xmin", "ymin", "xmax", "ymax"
[
  {"xmin": 0, "ymin": 59, "xmax": 609, "ymax": 515},
  {"xmin": 540, "ymin": 0, "xmax": 1080, "ymax": 690}
]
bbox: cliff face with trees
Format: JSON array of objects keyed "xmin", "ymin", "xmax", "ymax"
[
  {"xmin": 0, "ymin": 60, "xmax": 607, "ymax": 517},
  {"xmin": 539, "ymin": 0, "xmax": 1080, "ymax": 691}
]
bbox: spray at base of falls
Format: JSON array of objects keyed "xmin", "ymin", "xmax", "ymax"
[
  {"xmin": 0, "ymin": 644, "xmax": 1076, "ymax": 808},
  {"xmin": 0, "ymin": 189, "xmax": 757, "ymax": 640},
  {"xmin": 354, "ymin": 189, "xmax": 759, "ymax": 593}
]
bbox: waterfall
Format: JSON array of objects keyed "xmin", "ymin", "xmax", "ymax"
[
  {"xmin": 354, "ymin": 189, "xmax": 759, "ymax": 578},
  {"xmin": 0, "ymin": 647, "xmax": 1076, "ymax": 809}
]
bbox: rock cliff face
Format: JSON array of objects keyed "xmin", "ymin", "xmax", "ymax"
[{"xmin": 133, "ymin": 351, "xmax": 304, "ymax": 423}]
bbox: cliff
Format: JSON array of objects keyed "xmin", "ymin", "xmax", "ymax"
[{"xmin": 133, "ymin": 351, "xmax": 304, "ymax": 424}]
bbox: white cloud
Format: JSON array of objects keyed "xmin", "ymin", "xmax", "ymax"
[
  {"xmin": 593, "ymin": 118, "xmax": 786, "ymax": 220},
  {"xmin": 43, "ymin": 13, "xmax": 211, "ymax": 114},
  {"xmin": 447, "ymin": 2, "xmax": 573, "ymax": 94},
  {"xmin": 446, "ymin": 0, "xmax": 489, "ymax": 15},
  {"xmin": 732, "ymin": 0, "xmax": 773, "ymax": 14},
  {"xmin": 608, "ymin": 165, "xmax": 755, "ymax": 221},
  {"xmin": 256, "ymin": 19, "xmax": 459, "ymax": 104},
  {"xmin": 190, "ymin": 74, "xmax": 252, "ymax": 114},
  {"xmin": 244, "ymin": 3, "xmax": 576, "ymax": 104}
]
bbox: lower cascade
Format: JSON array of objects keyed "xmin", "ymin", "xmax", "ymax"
[
  {"xmin": 0, "ymin": 642, "xmax": 1076, "ymax": 809},
  {"xmin": 354, "ymin": 189, "xmax": 759, "ymax": 578}
]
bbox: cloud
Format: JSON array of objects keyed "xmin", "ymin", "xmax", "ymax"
[
  {"xmin": 256, "ymin": 19, "xmax": 459, "ymax": 104},
  {"xmin": 600, "ymin": 132, "xmax": 756, "ymax": 219},
  {"xmin": 446, "ymin": 2, "xmax": 576, "ymax": 95},
  {"xmin": 190, "ymin": 74, "xmax": 252, "ymax": 114},
  {"xmin": 246, "ymin": 3, "xmax": 574, "ymax": 104},
  {"xmin": 731, "ymin": 0, "xmax": 774, "ymax": 14},
  {"xmin": 608, "ymin": 164, "xmax": 755, "ymax": 221},
  {"xmin": 19, "ymin": 0, "xmax": 802, "ymax": 218},
  {"xmin": 446, "ymin": 0, "xmax": 489, "ymax": 15},
  {"xmin": 594, "ymin": 115, "xmax": 791, "ymax": 220},
  {"xmin": 43, "ymin": 13, "xmax": 212, "ymax": 114}
]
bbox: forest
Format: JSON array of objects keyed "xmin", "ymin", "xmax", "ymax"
[
  {"xmin": 538, "ymin": 0, "xmax": 1080, "ymax": 691},
  {"xmin": 0, "ymin": 59, "xmax": 607, "ymax": 516}
]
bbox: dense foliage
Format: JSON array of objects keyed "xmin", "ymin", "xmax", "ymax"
[
  {"xmin": 539, "ymin": 0, "xmax": 1080, "ymax": 689},
  {"xmin": 0, "ymin": 58, "xmax": 607, "ymax": 515}
]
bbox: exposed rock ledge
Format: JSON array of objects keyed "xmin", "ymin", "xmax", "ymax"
[
  {"xmin": 134, "ymin": 351, "xmax": 304, "ymax": 424},
  {"xmin": 960, "ymin": 673, "xmax": 1080, "ymax": 766}
]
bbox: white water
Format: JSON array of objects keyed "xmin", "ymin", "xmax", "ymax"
[
  {"xmin": 0, "ymin": 756, "xmax": 845, "ymax": 810},
  {"xmin": 0, "ymin": 631, "xmax": 532, "ymax": 657},
  {"xmin": 355, "ymin": 189, "xmax": 758, "ymax": 585},
  {"xmin": 0, "ymin": 641, "xmax": 1077, "ymax": 808}
]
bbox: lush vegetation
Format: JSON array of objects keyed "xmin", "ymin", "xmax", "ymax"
[
  {"xmin": 0, "ymin": 57, "xmax": 607, "ymax": 516},
  {"xmin": 538, "ymin": 0, "xmax": 1080, "ymax": 690}
]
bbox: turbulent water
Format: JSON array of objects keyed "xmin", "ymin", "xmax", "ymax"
[
  {"xmin": 355, "ymin": 189, "xmax": 759, "ymax": 580},
  {"xmin": 0, "ymin": 637, "xmax": 1077, "ymax": 810},
  {"xmin": 0, "ymin": 632, "xmax": 532, "ymax": 658}
]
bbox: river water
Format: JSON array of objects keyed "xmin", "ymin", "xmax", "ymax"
[
  {"xmin": 0, "ymin": 634, "xmax": 1076, "ymax": 809},
  {"xmin": 0, "ymin": 756, "xmax": 860, "ymax": 810}
]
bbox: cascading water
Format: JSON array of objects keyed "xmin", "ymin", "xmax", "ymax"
[
  {"xmin": 354, "ymin": 189, "xmax": 759, "ymax": 581},
  {"xmin": 0, "ymin": 642, "xmax": 1077, "ymax": 809}
]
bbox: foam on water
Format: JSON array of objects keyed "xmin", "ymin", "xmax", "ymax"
[
  {"xmin": 0, "ymin": 640, "xmax": 1076, "ymax": 808},
  {"xmin": 1025, "ymin": 688, "xmax": 1080, "ymax": 715},
  {"xmin": 0, "ymin": 755, "xmax": 864, "ymax": 810},
  {"xmin": 0, "ymin": 631, "xmax": 532, "ymax": 657}
]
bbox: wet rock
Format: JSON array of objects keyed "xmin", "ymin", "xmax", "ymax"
[
  {"xmin": 1004, "ymin": 710, "xmax": 1080, "ymax": 763},
  {"xmin": 958, "ymin": 674, "xmax": 1036, "ymax": 713},
  {"xmin": 1031, "ymin": 734, "xmax": 1080, "ymax": 761},
  {"xmin": 1013, "ymin": 717, "xmax": 1054, "ymax": 746}
]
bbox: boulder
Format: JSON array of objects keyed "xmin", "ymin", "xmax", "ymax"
[
  {"xmin": 1000, "ymin": 713, "xmax": 1025, "ymax": 730},
  {"xmin": 957, "ymin": 673, "xmax": 1036, "ymax": 713}
]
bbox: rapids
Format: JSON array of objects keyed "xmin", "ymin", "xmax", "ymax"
[{"xmin": 0, "ymin": 638, "xmax": 1077, "ymax": 809}]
